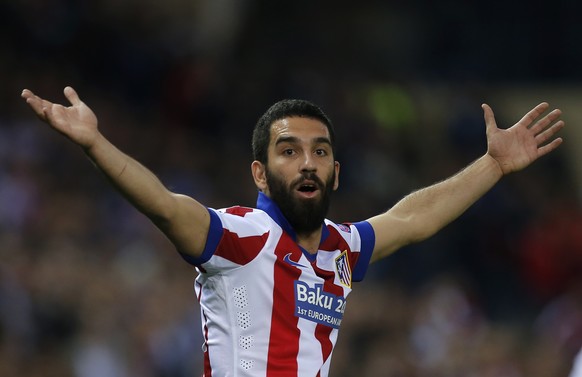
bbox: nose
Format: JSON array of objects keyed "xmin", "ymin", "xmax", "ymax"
[{"xmin": 299, "ymin": 151, "xmax": 316, "ymax": 172}]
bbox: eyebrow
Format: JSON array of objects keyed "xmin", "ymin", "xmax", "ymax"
[{"xmin": 275, "ymin": 136, "xmax": 332, "ymax": 147}]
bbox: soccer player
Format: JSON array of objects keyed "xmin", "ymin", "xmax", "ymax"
[{"xmin": 21, "ymin": 86, "xmax": 564, "ymax": 376}]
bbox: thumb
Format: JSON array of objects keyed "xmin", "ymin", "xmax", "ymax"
[
  {"xmin": 482, "ymin": 103, "xmax": 498, "ymax": 134},
  {"xmin": 64, "ymin": 86, "xmax": 82, "ymax": 106}
]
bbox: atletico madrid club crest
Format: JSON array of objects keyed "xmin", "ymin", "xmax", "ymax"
[{"xmin": 335, "ymin": 250, "xmax": 352, "ymax": 288}]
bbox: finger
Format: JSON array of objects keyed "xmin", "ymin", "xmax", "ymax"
[
  {"xmin": 63, "ymin": 86, "xmax": 81, "ymax": 106},
  {"xmin": 21, "ymin": 89, "xmax": 40, "ymax": 106},
  {"xmin": 42, "ymin": 103, "xmax": 69, "ymax": 131},
  {"xmin": 537, "ymin": 137, "xmax": 563, "ymax": 158},
  {"xmin": 534, "ymin": 120, "xmax": 565, "ymax": 146},
  {"xmin": 21, "ymin": 91, "xmax": 50, "ymax": 119},
  {"xmin": 482, "ymin": 103, "xmax": 497, "ymax": 134},
  {"xmin": 517, "ymin": 102, "xmax": 550, "ymax": 127},
  {"xmin": 21, "ymin": 89, "xmax": 34, "ymax": 99},
  {"xmin": 529, "ymin": 109, "xmax": 562, "ymax": 135}
]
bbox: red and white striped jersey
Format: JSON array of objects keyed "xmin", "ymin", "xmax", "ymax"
[{"xmin": 181, "ymin": 193, "xmax": 375, "ymax": 376}]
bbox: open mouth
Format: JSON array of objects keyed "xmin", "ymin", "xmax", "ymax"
[
  {"xmin": 296, "ymin": 181, "xmax": 320, "ymax": 198},
  {"xmin": 298, "ymin": 183, "xmax": 317, "ymax": 193}
]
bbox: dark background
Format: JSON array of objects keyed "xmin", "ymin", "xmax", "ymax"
[{"xmin": 1, "ymin": 1, "xmax": 581, "ymax": 376}]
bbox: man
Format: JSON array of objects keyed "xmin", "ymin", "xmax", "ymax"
[{"xmin": 21, "ymin": 86, "xmax": 564, "ymax": 376}]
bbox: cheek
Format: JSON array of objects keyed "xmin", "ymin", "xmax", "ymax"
[
  {"xmin": 270, "ymin": 160, "xmax": 295, "ymax": 178},
  {"xmin": 266, "ymin": 164, "xmax": 292, "ymax": 188}
]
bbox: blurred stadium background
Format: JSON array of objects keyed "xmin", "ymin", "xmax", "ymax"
[{"xmin": 1, "ymin": 1, "xmax": 581, "ymax": 376}]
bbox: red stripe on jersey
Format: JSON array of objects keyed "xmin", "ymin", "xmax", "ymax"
[
  {"xmin": 214, "ymin": 230, "xmax": 269, "ymax": 266},
  {"xmin": 320, "ymin": 224, "xmax": 350, "ymax": 252},
  {"xmin": 314, "ymin": 229, "xmax": 347, "ymax": 366},
  {"xmin": 266, "ymin": 234, "xmax": 302, "ymax": 375},
  {"xmin": 225, "ymin": 206, "xmax": 254, "ymax": 216},
  {"xmin": 315, "ymin": 274, "xmax": 342, "ymax": 366},
  {"xmin": 321, "ymin": 225, "xmax": 360, "ymax": 276}
]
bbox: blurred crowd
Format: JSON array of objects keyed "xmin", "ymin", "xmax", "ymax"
[{"xmin": 1, "ymin": 1, "xmax": 582, "ymax": 376}]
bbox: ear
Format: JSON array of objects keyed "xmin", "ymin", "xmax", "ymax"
[
  {"xmin": 333, "ymin": 161, "xmax": 340, "ymax": 191},
  {"xmin": 251, "ymin": 160, "xmax": 268, "ymax": 192}
]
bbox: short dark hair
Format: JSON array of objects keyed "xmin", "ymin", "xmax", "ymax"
[{"xmin": 252, "ymin": 99, "xmax": 336, "ymax": 164}]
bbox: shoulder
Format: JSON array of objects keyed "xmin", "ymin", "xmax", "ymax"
[
  {"xmin": 322, "ymin": 219, "xmax": 375, "ymax": 250},
  {"xmin": 210, "ymin": 206, "xmax": 278, "ymax": 234},
  {"xmin": 219, "ymin": 205, "xmax": 256, "ymax": 217},
  {"xmin": 324, "ymin": 219, "xmax": 375, "ymax": 240},
  {"xmin": 189, "ymin": 206, "xmax": 277, "ymax": 269},
  {"xmin": 322, "ymin": 220, "xmax": 376, "ymax": 282}
]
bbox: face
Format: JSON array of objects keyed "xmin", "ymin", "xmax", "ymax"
[{"xmin": 252, "ymin": 117, "xmax": 340, "ymax": 235}]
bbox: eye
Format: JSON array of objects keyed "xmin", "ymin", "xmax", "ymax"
[
  {"xmin": 315, "ymin": 149, "xmax": 328, "ymax": 157},
  {"xmin": 283, "ymin": 148, "xmax": 295, "ymax": 156}
]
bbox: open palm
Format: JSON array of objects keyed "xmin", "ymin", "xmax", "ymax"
[
  {"xmin": 21, "ymin": 86, "xmax": 99, "ymax": 149},
  {"xmin": 483, "ymin": 102, "xmax": 564, "ymax": 175}
]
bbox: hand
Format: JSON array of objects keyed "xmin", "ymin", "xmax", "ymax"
[
  {"xmin": 21, "ymin": 86, "xmax": 99, "ymax": 149},
  {"xmin": 483, "ymin": 102, "xmax": 564, "ymax": 175}
]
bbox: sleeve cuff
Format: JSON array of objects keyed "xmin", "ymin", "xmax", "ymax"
[
  {"xmin": 351, "ymin": 220, "xmax": 375, "ymax": 281},
  {"xmin": 179, "ymin": 208, "xmax": 223, "ymax": 266}
]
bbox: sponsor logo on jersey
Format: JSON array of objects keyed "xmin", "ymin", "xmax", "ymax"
[
  {"xmin": 294, "ymin": 282, "xmax": 345, "ymax": 329},
  {"xmin": 335, "ymin": 250, "xmax": 352, "ymax": 288}
]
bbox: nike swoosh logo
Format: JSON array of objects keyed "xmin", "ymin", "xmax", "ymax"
[{"xmin": 283, "ymin": 253, "xmax": 307, "ymax": 268}]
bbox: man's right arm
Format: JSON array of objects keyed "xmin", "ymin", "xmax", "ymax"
[
  {"xmin": 86, "ymin": 133, "xmax": 210, "ymax": 257},
  {"xmin": 22, "ymin": 87, "xmax": 210, "ymax": 258}
]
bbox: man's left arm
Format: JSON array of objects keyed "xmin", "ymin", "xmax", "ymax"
[{"xmin": 367, "ymin": 102, "xmax": 565, "ymax": 263}]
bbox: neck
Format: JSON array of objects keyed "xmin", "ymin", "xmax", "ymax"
[{"xmin": 296, "ymin": 230, "xmax": 322, "ymax": 254}]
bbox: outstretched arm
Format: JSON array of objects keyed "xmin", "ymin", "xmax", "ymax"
[
  {"xmin": 21, "ymin": 87, "xmax": 210, "ymax": 258},
  {"xmin": 368, "ymin": 102, "xmax": 564, "ymax": 262}
]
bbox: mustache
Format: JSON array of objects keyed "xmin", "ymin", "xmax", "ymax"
[{"xmin": 291, "ymin": 172, "xmax": 325, "ymax": 189}]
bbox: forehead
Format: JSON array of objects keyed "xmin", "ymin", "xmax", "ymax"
[{"xmin": 270, "ymin": 117, "xmax": 330, "ymax": 143}]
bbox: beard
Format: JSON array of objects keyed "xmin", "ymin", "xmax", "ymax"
[{"xmin": 265, "ymin": 167, "xmax": 335, "ymax": 236}]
